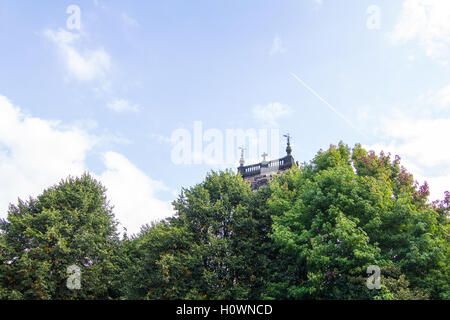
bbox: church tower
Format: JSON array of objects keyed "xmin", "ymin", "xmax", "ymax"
[{"xmin": 237, "ymin": 134, "xmax": 296, "ymax": 190}]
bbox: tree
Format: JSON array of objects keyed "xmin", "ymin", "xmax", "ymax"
[
  {"xmin": 1, "ymin": 143, "xmax": 447, "ymax": 300},
  {"xmin": 122, "ymin": 170, "xmax": 277, "ymax": 299},
  {"xmin": 267, "ymin": 142, "xmax": 449, "ymax": 299},
  {"xmin": 0, "ymin": 173, "xmax": 121, "ymax": 299},
  {"xmin": 119, "ymin": 221, "xmax": 200, "ymax": 299}
]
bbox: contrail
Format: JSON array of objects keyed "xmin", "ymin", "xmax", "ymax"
[{"xmin": 291, "ymin": 72, "xmax": 367, "ymax": 138}]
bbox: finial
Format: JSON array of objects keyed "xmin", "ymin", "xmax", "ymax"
[
  {"xmin": 261, "ymin": 152, "xmax": 268, "ymax": 162},
  {"xmin": 284, "ymin": 133, "xmax": 292, "ymax": 156},
  {"xmin": 239, "ymin": 146, "xmax": 246, "ymax": 167}
]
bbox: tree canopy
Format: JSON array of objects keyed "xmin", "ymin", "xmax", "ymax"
[
  {"xmin": 0, "ymin": 174, "xmax": 121, "ymax": 299},
  {"xmin": 0, "ymin": 143, "xmax": 448, "ymax": 300}
]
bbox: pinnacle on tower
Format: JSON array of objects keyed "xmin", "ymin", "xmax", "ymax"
[
  {"xmin": 284, "ymin": 133, "xmax": 292, "ymax": 156},
  {"xmin": 239, "ymin": 146, "xmax": 245, "ymax": 167}
]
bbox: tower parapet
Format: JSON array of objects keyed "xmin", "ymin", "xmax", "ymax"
[{"xmin": 237, "ymin": 135, "xmax": 295, "ymax": 190}]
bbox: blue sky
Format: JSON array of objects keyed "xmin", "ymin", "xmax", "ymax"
[{"xmin": 1, "ymin": 0, "xmax": 449, "ymax": 234}]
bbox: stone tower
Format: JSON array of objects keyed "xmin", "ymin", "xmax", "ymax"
[{"xmin": 237, "ymin": 134, "xmax": 296, "ymax": 190}]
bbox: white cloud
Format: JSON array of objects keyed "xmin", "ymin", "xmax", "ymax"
[
  {"xmin": 44, "ymin": 29, "xmax": 136, "ymax": 116},
  {"xmin": 0, "ymin": 95, "xmax": 173, "ymax": 235},
  {"xmin": 0, "ymin": 95, "xmax": 93, "ymax": 213},
  {"xmin": 252, "ymin": 102, "xmax": 292, "ymax": 127},
  {"xmin": 390, "ymin": 0, "xmax": 450, "ymax": 64},
  {"xmin": 269, "ymin": 36, "xmax": 286, "ymax": 55},
  {"xmin": 377, "ymin": 116, "xmax": 450, "ymax": 167},
  {"xmin": 367, "ymin": 114, "xmax": 450, "ymax": 201},
  {"xmin": 99, "ymin": 152, "xmax": 173, "ymax": 234},
  {"xmin": 107, "ymin": 98, "xmax": 140, "ymax": 113},
  {"xmin": 44, "ymin": 28, "xmax": 112, "ymax": 82}
]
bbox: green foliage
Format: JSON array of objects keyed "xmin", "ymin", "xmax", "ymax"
[
  {"xmin": 267, "ymin": 142, "xmax": 449, "ymax": 299},
  {"xmin": 0, "ymin": 173, "xmax": 121, "ymax": 299},
  {"xmin": 0, "ymin": 143, "xmax": 448, "ymax": 300},
  {"xmin": 121, "ymin": 170, "xmax": 276, "ymax": 300}
]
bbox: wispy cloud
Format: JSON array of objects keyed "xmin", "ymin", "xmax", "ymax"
[
  {"xmin": 44, "ymin": 28, "xmax": 143, "ymax": 115},
  {"xmin": 107, "ymin": 98, "xmax": 140, "ymax": 113},
  {"xmin": 252, "ymin": 102, "xmax": 292, "ymax": 127},
  {"xmin": 390, "ymin": 0, "xmax": 450, "ymax": 65},
  {"xmin": 44, "ymin": 28, "xmax": 111, "ymax": 82}
]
